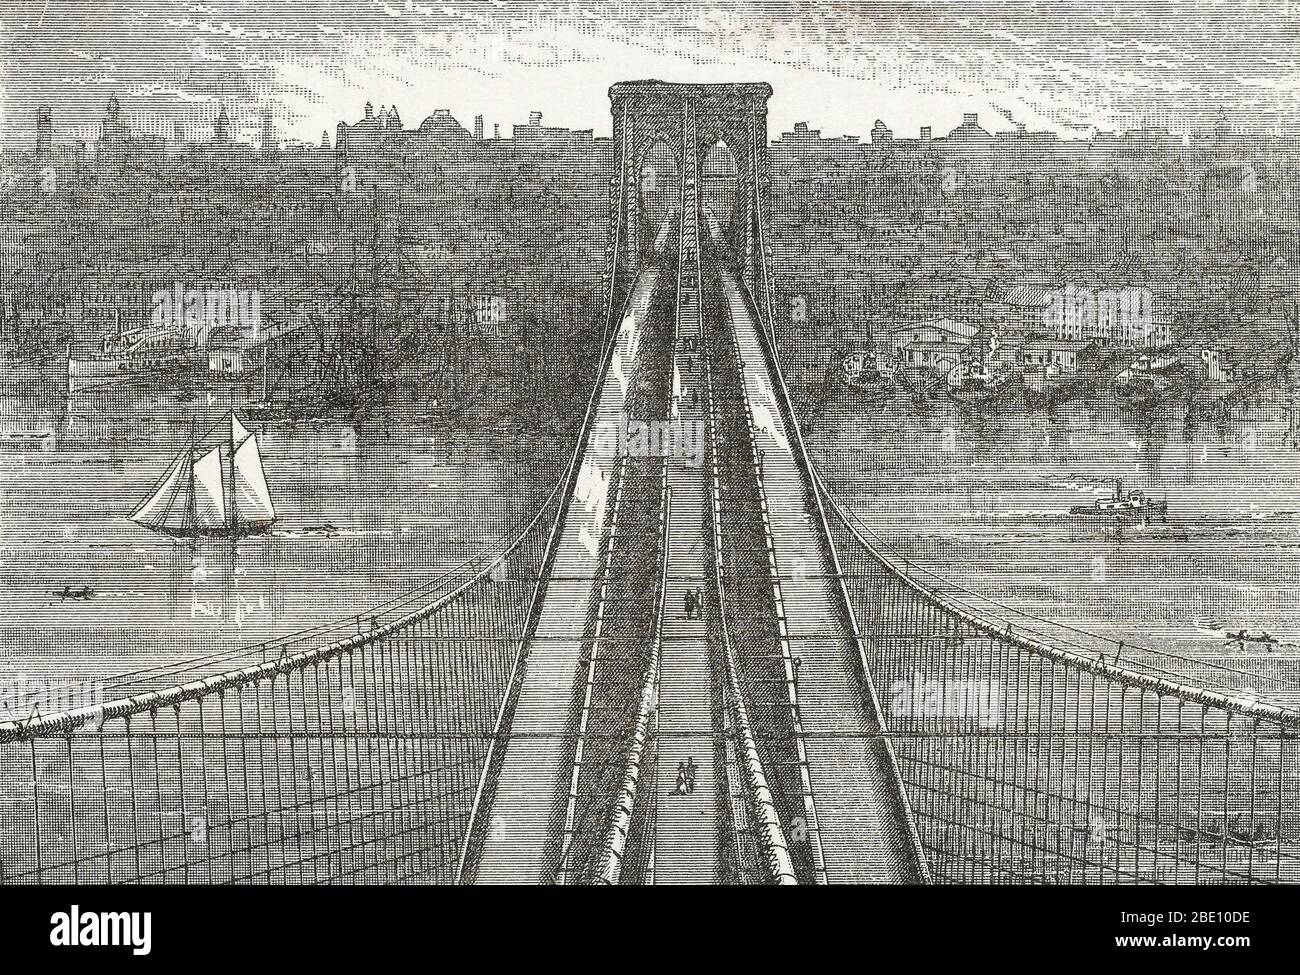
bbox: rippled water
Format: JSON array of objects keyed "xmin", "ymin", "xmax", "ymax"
[
  {"xmin": 810, "ymin": 386, "xmax": 1300, "ymax": 702},
  {"xmin": 0, "ymin": 364, "xmax": 562, "ymax": 696}
]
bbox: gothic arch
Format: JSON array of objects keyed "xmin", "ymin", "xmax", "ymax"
[{"xmin": 604, "ymin": 81, "xmax": 773, "ymax": 328}]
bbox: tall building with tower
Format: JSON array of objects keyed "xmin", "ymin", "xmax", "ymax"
[
  {"xmin": 261, "ymin": 111, "xmax": 277, "ymax": 154},
  {"xmin": 35, "ymin": 105, "xmax": 52, "ymax": 160}
]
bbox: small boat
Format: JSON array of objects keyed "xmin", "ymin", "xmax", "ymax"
[
  {"xmin": 53, "ymin": 585, "xmax": 95, "ymax": 601},
  {"xmin": 1068, "ymin": 479, "xmax": 1168, "ymax": 523},
  {"xmin": 1224, "ymin": 628, "xmax": 1278, "ymax": 649},
  {"xmin": 130, "ymin": 412, "xmax": 276, "ymax": 538},
  {"xmin": 0, "ymin": 430, "xmax": 54, "ymax": 451}
]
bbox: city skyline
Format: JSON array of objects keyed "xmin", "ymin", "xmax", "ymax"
[
  {"xmin": 12, "ymin": 86, "xmax": 1297, "ymax": 159},
  {"xmin": 3, "ymin": 1, "xmax": 1300, "ymax": 151}
]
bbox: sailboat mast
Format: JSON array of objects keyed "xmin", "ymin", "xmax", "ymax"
[
  {"xmin": 228, "ymin": 412, "xmax": 239, "ymax": 533},
  {"xmin": 186, "ymin": 419, "xmax": 197, "ymax": 532}
]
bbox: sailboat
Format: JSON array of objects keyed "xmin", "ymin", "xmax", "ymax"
[{"xmin": 130, "ymin": 412, "xmax": 276, "ymax": 538}]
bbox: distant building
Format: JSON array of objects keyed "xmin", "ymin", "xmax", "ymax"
[
  {"xmin": 1092, "ymin": 287, "xmax": 1160, "ymax": 346},
  {"xmin": 879, "ymin": 317, "xmax": 978, "ymax": 359},
  {"xmin": 335, "ymin": 103, "xmax": 475, "ymax": 165},
  {"xmin": 35, "ymin": 105, "xmax": 52, "ymax": 159},
  {"xmin": 1022, "ymin": 338, "xmax": 1089, "ymax": 373},
  {"xmin": 943, "ymin": 112, "xmax": 994, "ymax": 147},
  {"xmin": 214, "ymin": 105, "xmax": 230, "ymax": 145},
  {"xmin": 1201, "ymin": 347, "xmax": 1235, "ymax": 383},
  {"xmin": 1002, "ymin": 284, "xmax": 1062, "ymax": 335},
  {"xmin": 474, "ymin": 115, "xmax": 484, "ymax": 141},
  {"xmin": 474, "ymin": 295, "xmax": 505, "ymax": 328},
  {"xmin": 903, "ymin": 339, "xmax": 967, "ymax": 370},
  {"xmin": 772, "ymin": 121, "xmax": 862, "ymax": 158},
  {"xmin": 99, "ymin": 95, "xmax": 127, "ymax": 160},
  {"xmin": 870, "ymin": 119, "xmax": 893, "ymax": 145},
  {"xmin": 1005, "ymin": 283, "xmax": 1165, "ymax": 348},
  {"xmin": 94, "ymin": 94, "xmax": 166, "ymax": 163},
  {"xmin": 511, "ymin": 111, "xmax": 595, "ymax": 151},
  {"xmin": 260, "ymin": 112, "xmax": 277, "ymax": 154}
]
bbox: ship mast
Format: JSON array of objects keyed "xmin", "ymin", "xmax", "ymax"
[
  {"xmin": 228, "ymin": 411, "xmax": 239, "ymax": 534},
  {"xmin": 186, "ymin": 417, "xmax": 198, "ymax": 532}
]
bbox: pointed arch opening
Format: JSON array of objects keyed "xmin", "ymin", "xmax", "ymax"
[
  {"xmin": 702, "ymin": 139, "xmax": 738, "ymax": 231},
  {"xmin": 639, "ymin": 137, "xmax": 679, "ymax": 246}
]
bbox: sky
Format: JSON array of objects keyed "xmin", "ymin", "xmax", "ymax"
[{"xmin": 2, "ymin": 0, "xmax": 1299, "ymax": 150}]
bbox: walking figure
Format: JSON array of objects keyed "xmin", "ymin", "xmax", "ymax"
[
  {"xmin": 684, "ymin": 589, "xmax": 696, "ymax": 619},
  {"xmin": 685, "ymin": 757, "xmax": 698, "ymax": 794},
  {"xmin": 675, "ymin": 762, "xmax": 688, "ymax": 795}
]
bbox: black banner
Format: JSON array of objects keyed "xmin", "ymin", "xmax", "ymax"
[{"xmin": 0, "ymin": 884, "xmax": 1285, "ymax": 964}]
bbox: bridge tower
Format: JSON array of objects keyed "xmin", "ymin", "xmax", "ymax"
[{"xmin": 604, "ymin": 81, "xmax": 774, "ymax": 327}]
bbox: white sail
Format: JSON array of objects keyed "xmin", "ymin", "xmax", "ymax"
[
  {"xmin": 130, "ymin": 451, "xmax": 189, "ymax": 528},
  {"xmin": 231, "ymin": 412, "xmax": 253, "ymax": 448},
  {"xmin": 232, "ymin": 434, "xmax": 276, "ymax": 526},
  {"xmin": 191, "ymin": 446, "xmax": 227, "ymax": 530}
]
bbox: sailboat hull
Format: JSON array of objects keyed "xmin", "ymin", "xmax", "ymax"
[{"xmin": 146, "ymin": 520, "xmax": 276, "ymax": 540}]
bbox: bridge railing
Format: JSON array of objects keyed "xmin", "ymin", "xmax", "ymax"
[
  {"xmin": 0, "ymin": 480, "xmax": 562, "ymax": 885},
  {"xmin": 817, "ymin": 475, "xmax": 1300, "ymax": 884}
]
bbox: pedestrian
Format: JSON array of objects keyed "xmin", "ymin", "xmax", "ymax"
[
  {"xmin": 685, "ymin": 757, "xmax": 698, "ymax": 794},
  {"xmin": 684, "ymin": 589, "xmax": 694, "ymax": 619},
  {"xmin": 675, "ymin": 762, "xmax": 688, "ymax": 795},
  {"xmin": 695, "ymin": 586, "xmax": 705, "ymax": 617}
]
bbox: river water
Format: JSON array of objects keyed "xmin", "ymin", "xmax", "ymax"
[
  {"xmin": 809, "ymin": 384, "xmax": 1300, "ymax": 705},
  {"xmin": 0, "ymin": 363, "xmax": 563, "ymax": 711},
  {"xmin": 5, "ymin": 358, "xmax": 1299, "ymax": 714}
]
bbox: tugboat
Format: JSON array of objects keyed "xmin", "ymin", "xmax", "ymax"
[
  {"xmin": 1068, "ymin": 478, "xmax": 1168, "ymax": 523},
  {"xmin": 130, "ymin": 412, "xmax": 276, "ymax": 538}
]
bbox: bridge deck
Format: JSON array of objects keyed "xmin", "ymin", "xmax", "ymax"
[
  {"xmin": 473, "ymin": 268, "xmax": 660, "ymax": 884},
  {"xmin": 649, "ymin": 291, "xmax": 725, "ymax": 884},
  {"xmin": 719, "ymin": 268, "xmax": 925, "ymax": 884}
]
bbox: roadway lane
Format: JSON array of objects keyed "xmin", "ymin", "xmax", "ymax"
[
  {"xmin": 648, "ymin": 282, "xmax": 726, "ymax": 884},
  {"xmin": 473, "ymin": 267, "xmax": 660, "ymax": 884},
  {"xmin": 718, "ymin": 266, "xmax": 927, "ymax": 884}
]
